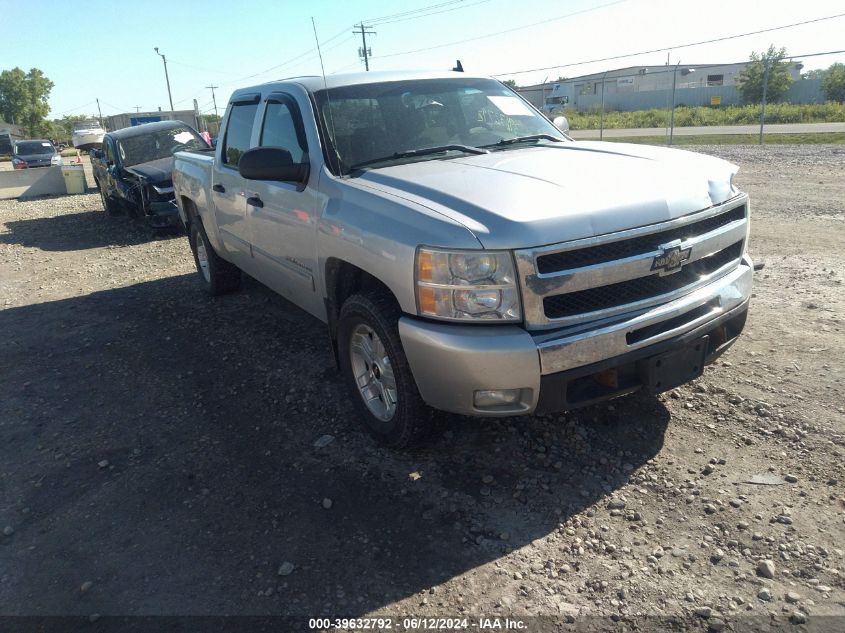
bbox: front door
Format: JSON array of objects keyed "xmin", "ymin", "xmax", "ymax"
[{"xmin": 245, "ymin": 93, "xmax": 322, "ymax": 318}]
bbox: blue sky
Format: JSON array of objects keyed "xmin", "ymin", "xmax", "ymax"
[{"xmin": 2, "ymin": 0, "xmax": 844, "ymax": 119}]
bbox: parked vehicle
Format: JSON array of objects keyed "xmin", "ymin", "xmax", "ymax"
[
  {"xmin": 71, "ymin": 120, "xmax": 106, "ymax": 150},
  {"xmin": 173, "ymin": 70, "xmax": 753, "ymax": 447},
  {"xmin": 12, "ymin": 140, "xmax": 62, "ymax": 169},
  {"xmin": 91, "ymin": 120, "xmax": 208, "ymax": 228}
]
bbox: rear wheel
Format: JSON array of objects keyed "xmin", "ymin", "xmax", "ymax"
[
  {"xmin": 338, "ymin": 292, "xmax": 432, "ymax": 448},
  {"xmin": 189, "ymin": 221, "xmax": 241, "ymax": 295}
]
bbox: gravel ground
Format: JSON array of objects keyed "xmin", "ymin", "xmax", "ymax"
[{"xmin": 0, "ymin": 144, "xmax": 843, "ymax": 631}]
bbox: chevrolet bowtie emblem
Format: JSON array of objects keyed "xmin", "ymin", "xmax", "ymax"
[{"xmin": 651, "ymin": 244, "xmax": 692, "ymax": 275}]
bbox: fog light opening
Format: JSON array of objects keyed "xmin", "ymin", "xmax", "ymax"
[{"xmin": 474, "ymin": 389, "xmax": 522, "ymax": 409}]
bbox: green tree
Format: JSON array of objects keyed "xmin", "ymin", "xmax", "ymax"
[
  {"xmin": 0, "ymin": 67, "xmax": 54, "ymax": 136},
  {"xmin": 822, "ymin": 63, "xmax": 845, "ymax": 103},
  {"xmin": 736, "ymin": 46, "xmax": 793, "ymax": 104},
  {"xmin": 0, "ymin": 68, "xmax": 28, "ymax": 124},
  {"xmin": 502, "ymin": 79, "xmax": 518, "ymax": 89},
  {"xmin": 802, "ymin": 68, "xmax": 827, "ymax": 80}
]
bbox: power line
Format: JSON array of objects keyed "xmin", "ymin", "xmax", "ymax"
[
  {"xmin": 53, "ymin": 101, "xmax": 96, "ymax": 115},
  {"xmin": 167, "ymin": 60, "xmax": 240, "ymax": 75},
  {"xmin": 364, "ymin": 0, "xmax": 470, "ymax": 25},
  {"xmin": 373, "ymin": 0, "xmax": 627, "ymax": 60},
  {"xmin": 495, "ymin": 11, "xmax": 845, "ymax": 77},
  {"xmin": 368, "ymin": 0, "xmax": 491, "ymax": 26}
]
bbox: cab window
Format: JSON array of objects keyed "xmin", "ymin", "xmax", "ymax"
[{"xmin": 260, "ymin": 100, "xmax": 305, "ymax": 163}]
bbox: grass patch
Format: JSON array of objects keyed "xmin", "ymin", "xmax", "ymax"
[
  {"xmin": 566, "ymin": 102, "xmax": 845, "ymax": 130},
  {"xmin": 600, "ymin": 132, "xmax": 845, "ymax": 145}
]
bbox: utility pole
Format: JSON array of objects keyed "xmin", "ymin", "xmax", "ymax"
[
  {"xmin": 759, "ymin": 59, "xmax": 770, "ymax": 145},
  {"xmin": 134, "ymin": 106, "xmax": 141, "ymax": 113},
  {"xmin": 206, "ymin": 85, "xmax": 219, "ymax": 119},
  {"xmin": 154, "ymin": 47, "xmax": 174, "ymax": 111},
  {"xmin": 353, "ymin": 23, "xmax": 376, "ymax": 71},
  {"xmin": 96, "ymin": 98, "xmax": 103, "ymax": 128}
]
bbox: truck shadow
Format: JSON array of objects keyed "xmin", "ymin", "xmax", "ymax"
[
  {"xmin": 0, "ymin": 274, "xmax": 669, "ymax": 618},
  {"xmin": 0, "ymin": 207, "xmax": 181, "ymax": 251}
]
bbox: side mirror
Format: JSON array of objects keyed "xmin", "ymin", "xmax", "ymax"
[
  {"xmin": 553, "ymin": 116, "xmax": 570, "ymax": 134},
  {"xmin": 90, "ymin": 149, "xmax": 104, "ymax": 159},
  {"xmin": 239, "ymin": 147, "xmax": 309, "ymax": 186}
]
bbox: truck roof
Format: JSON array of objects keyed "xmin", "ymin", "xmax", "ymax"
[{"xmin": 233, "ymin": 70, "xmax": 491, "ymax": 99}]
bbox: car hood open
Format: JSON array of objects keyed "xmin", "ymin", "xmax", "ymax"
[{"xmin": 353, "ymin": 141, "xmax": 740, "ymax": 249}]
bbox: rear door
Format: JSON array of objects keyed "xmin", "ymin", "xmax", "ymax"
[
  {"xmin": 211, "ymin": 94, "xmax": 259, "ymax": 265},
  {"xmin": 244, "ymin": 92, "xmax": 322, "ymax": 318}
]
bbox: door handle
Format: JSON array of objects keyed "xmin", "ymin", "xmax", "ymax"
[
  {"xmin": 246, "ymin": 196, "xmax": 264, "ymax": 208},
  {"xmin": 212, "ymin": 184, "xmax": 225, "ymax": 193}
]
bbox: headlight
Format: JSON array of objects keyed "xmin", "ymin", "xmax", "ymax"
[
  {"xmin": 51, "ymin": 155, "xmax": 62, "ymax": 165},
  {"xmin": 415, "ymin": 247, "xmax": 521, "ymax": 322}
]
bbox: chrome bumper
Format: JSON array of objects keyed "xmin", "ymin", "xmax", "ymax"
[
  {"xmin": 536, "ymin": 255, "xmax": 753, "ymax": 374},
  {"xmin": 399, "ymin": 256, "xmax": 753, "ymax": 416}
]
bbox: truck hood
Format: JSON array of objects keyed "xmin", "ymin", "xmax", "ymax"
[
  {"xmin": 125, "ymin": 156, "xmax": 173, "ymax": 184},
  {"xmin": 353, "ymin": 141, "xmax": 739, "ymax": 249}
]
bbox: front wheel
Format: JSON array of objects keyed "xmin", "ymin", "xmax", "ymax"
[
  {"xmin": 338, "ymin": 292, "xmax": 432, "ymax": 448},
  {"xmin": 99, "ymin": 185, "xmax": 122, "ymax": 216},
  {"xmin": 189, "ymin": 221, "xmax": 241, "ymax": 295}
]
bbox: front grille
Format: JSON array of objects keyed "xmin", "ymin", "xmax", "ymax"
[
  {"xmin": 543, "ymin": 241, "xmax": 743, "ymax": 319},
  {"xmin": 537, "ymin": 205, "xmax": 746, "ymax": 274}
]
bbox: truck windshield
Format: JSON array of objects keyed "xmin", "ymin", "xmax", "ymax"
[
  {"xmin": 15, "ymin": 141, "xmax": 55, "ymax": 155},
  {"xmin": 116, "ymin": 127, "xmax": 208, "ymax": 167},
  {"xmin": 314, "ymin": 78, "xmax": 565, "ymax": 175}
]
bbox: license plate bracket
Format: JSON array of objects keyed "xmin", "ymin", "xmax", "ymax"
[{"xmin": 637, "ymin": 335, "xmax": 709, "ymax": 393}]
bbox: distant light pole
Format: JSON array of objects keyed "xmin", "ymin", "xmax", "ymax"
[
  {"xmin": 541, "ymin": 76, "xmax": 549, "ymax": 115},
  {"xmin": 599, "ymin": 70, "xmax": 609, "ymax": 140},
  {"xmin": 154, "ymin": 47, "xmax": 174, "ymax": 112},
  {"xmin": 669, "ymin": 64, "xmax": 694, "ymax": 145},
  {"xmin": 759, "ymin": 59, "xmax": 770, "ymax": 145}
]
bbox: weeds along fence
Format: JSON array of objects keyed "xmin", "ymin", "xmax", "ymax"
[
  {"xmin": 566, "ymin": 102, "xmax": 845, "ymax": 131},
  {"xmin": 568, "ymin": 80, "xmax": 825, "ymax": 114}
]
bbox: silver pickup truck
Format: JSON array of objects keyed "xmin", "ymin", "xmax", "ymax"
[{"xmin": 173, "ymin": 70, "xmax": 752, "ymax": 447}]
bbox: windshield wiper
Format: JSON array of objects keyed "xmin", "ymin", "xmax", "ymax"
[
  {"xmin": 348, "ymin": 144, "xmax": 488, "ymax": 171},
  {"xmin": 483, "ymin": 134, "xmax": 564, "ymax": 148}
]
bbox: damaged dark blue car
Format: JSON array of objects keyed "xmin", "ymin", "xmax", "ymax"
[{"xmin": 91, "ymin": 120, "xmax": 209, "ymax": 230}]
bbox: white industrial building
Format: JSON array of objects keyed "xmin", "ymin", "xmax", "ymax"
[{"xmin": 517, "ymin": 61, "xmax": 808, "ymax": 112}]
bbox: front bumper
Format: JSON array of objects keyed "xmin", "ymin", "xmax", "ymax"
[
  {"xmin": 147, "ymin": 200, "xmax": 180, "ymax": 228},
  {"xmin": 399, "ymin": 255, "xmax": 753, "ymax": 416}
]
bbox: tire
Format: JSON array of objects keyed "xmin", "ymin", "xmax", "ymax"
[
  {"xmin": 99, "ymin": 184, "xmax": 122, "ymax": 216},
  {"xmin": 338, "ymin": 292, "xmax": 433, "ymax": 448},
  {"xmin": 189, "ymin": 221, "xmax": 241, "ymax": 295}
]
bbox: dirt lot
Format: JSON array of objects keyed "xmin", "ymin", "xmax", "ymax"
[{"xmin": 0, "ymin": 145, "xmax": 843, "ymax": 631}]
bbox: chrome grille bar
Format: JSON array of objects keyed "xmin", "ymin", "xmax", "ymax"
[{"xmin": 516, "ymin": 196, "xmax": 749, "ymax": 329}]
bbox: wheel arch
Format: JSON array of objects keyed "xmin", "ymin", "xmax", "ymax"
[{"xmin": 323, "ymin": 258, "xmax": 403, "ymax": 365}]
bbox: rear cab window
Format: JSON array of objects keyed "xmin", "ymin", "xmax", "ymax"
[{"xmin": 221, "ymin": 98, "xmax": 259, "ymax": 168}]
